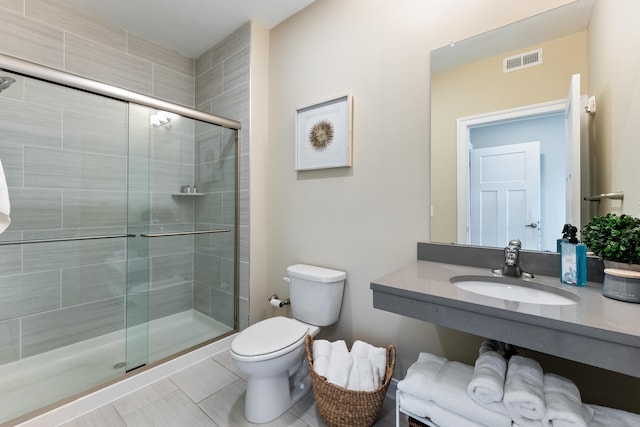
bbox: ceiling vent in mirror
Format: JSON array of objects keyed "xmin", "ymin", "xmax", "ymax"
[{"xmin": 503, "ymin": 48, "xmax": 543, "ymax": 73}]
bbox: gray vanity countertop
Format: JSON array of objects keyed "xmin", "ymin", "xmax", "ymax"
[{"xmin": 370, "ymin": 260, "xmax": 640, "ymax": 377}]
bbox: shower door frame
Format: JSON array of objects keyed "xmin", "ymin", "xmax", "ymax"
[{"xmin": 0, "ymin": 52, "xmax": 241, "ymax": 370}]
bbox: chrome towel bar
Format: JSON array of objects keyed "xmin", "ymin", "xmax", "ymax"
[
  {"xmin": 0, "ymin": 234, "xmax": 134, "ymax": 246},
  {"xmin": 0, "ymin": 229, "xmax": 231, "ymax": 245},
  {"xmin": 583, "ymin": 191, "xmax": 624, "ymax": 202},
  {"xmin": 139, "ymin": 229, "xmax": 231, "ymax": 238}
]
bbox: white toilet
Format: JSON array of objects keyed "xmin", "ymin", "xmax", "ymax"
[{"xmin": 230, "ymin": 263, "xmax": 346, "ymax": 423}]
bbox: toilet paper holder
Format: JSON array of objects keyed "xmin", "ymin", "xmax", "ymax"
[{"xmin": 268, "ymin": 294, "xmax": 290, "ymax": 308}]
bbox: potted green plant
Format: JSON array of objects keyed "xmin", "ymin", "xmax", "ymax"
[
  {"xmin": 581, "ymin": 213, "xmax": 640, "ymax": 266},
  {"xmin": 581, "ymin": 213, "xmax": 640, "ymax": 302}
]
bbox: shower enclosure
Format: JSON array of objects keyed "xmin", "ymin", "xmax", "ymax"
[{"xmin": 0, "ymin": 55, "xmax": 239, "ymax": 424}]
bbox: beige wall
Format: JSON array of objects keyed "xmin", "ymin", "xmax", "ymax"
[
  {"xmin": 264, "ymin": 0, "xmax": 575, "ymax": 375},
  {"xmin": 431, "ymin": 31, "xmax": 588, "ymax": 243},
  {"xmin": 589, "ymin": 0, "xmax": 640, "ymax": 216},
  {"xmin": 265, "ymin": 0, "xmax": 640, "ymax": 412}
]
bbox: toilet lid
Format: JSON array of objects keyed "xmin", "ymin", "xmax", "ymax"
[{"xmin": 231, "ymin": 316, "xmax": 310, "ymax": 357}]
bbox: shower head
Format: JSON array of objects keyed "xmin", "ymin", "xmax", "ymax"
[{"xmin": 0, "ymin": 76, "xmax": 16, "ymax": 93}]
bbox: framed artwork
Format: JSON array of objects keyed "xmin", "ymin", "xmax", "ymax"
[{"xmin": 295, "ymin": 95, "xmax": 353, "ymax": 171}]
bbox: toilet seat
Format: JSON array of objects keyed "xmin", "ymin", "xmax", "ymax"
[{"xmin": 231, "ymin": 316, "xmax": 315, "ymax": 362}]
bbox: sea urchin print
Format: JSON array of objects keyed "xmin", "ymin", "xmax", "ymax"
[{"xmin": 308, "ymin": 120, "xmax": 334, "ymax": 151}]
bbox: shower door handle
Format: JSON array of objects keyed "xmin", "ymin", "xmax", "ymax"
[{"xmin": 139, "ymin": 229, "xmax": 231, "ymax": 238}]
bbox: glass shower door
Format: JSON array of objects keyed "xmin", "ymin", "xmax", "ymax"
[{"xmin": 125, "ymin": 105, "xmax": 237, "ymax": 370}]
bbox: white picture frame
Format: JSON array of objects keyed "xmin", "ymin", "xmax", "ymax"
[{"xmin": 295, "ymin": 95, "xmax": 353, "ymax": 171}]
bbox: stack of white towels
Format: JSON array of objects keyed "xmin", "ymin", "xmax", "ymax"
[
  {"xmin": 312, "ymin": 339, "xmax": 387, "ymax": 392},
  {"xmin": 397, "ymin": 341, "xmax": 640, "ymax": 427}
]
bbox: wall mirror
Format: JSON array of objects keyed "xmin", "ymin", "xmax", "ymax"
[{"xmin": 428, "ymin": 0, "xmax": 638, "ymax": 253}]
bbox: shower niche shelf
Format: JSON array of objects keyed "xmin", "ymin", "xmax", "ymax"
[{"xmin": 171, "ymin": 192, "xmax": 205, "ymax": 196}]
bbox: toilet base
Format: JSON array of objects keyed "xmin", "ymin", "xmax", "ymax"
[{"xmin": 244, "ymin": 360, "xmax": 312, "ymax": 423}]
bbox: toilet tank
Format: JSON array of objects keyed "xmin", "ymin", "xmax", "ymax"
[{"xmin": 287, "ymin": 264, "xmax": 346, "ymax": 327}]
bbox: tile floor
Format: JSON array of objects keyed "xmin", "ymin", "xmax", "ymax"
[{"xmin": 60, "ymin": 349, "xmax": 404, "ymax": 427}]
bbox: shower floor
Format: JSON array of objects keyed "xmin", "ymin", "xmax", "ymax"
[{"xmin": 0, "ymin": 309, "xmax": 232, "ymax": 424}]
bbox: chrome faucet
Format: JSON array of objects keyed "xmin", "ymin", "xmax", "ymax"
[{"xmin": 491, "ymin": 239, "xmax": 534, "ymax": 278}]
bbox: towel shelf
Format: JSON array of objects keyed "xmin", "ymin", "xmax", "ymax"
[
  {"xmin": 396, "ymin": 390, "xmax": 440, "ymax": 427},
  {"xmin": 0, "ymin": 234, "xmax": 134, "ymax": 246},
  {"xmin": 139, "ymin": 229, "xmax": 231, "ymax": 238}
]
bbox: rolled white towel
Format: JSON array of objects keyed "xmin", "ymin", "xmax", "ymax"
[
  {"xmin": 479, "ymin": 340, "xmax": 501, "ymax": 355},
  {"xmin": 312, "ymin": 339, "xmax": 332, "ymax": 378},
  {"xmin": 332, "ymin": 340, "xmax": 349, "ymax": 353},
  {"xmin": 368, "ymin": 345, "xmax": 387, "ymax": 388},
  {"xmin": 504, "ymin": 355, "xmax": 546, "ymax": 421},
  {"xmin": 543, "ymin": 373, "xmax": 593, "ymax": 427},
  {"xmin": 397, "ymin": 352, "xmax": 447, "ymax": 400},
  {"xmin": 326, "ymin": 350, "xmax": 352, "ymax": 388},
  {"xmin": 313, "ymin": 355, "xmax": 330, "ymax": 378},
  {"xmin": 467, "ymin": 350, "xmax": 507, "ymax": 405},
  {"xmin": 587, "ymin": 404, "xmax": 640, "ymax": 427},
  {"xmin": 0, "ymin": 159, "xmax": 10, "ymax": 234},
  {"xmin": 350, "ymin": 340, "xmax": 373, "ymax": 359},
  {"xmin": 346, "ymin": 358, "xmax": 376, "ymax": 391},
  {"xmin": 313, "ymin": 339, "xmax": 332, "ymax": 359}
]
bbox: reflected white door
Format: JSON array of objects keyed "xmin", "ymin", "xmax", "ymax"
[{"xmin": 469, "ymin": 141, "xmax": 541, "ymax": 250}]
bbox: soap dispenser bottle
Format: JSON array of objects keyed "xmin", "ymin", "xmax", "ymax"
[{"xmin": 558, "ymin": 224, "xmax": 587, "ymax": 286}]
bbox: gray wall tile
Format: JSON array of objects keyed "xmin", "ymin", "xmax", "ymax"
[
  {"xmin": 26, "ymin": 0, "xmax": 126, "ymax": 51},
  {"xmin": 63, "ymin": 111, "xmax": 127, "ymax": 156},
  {"xmin": 195, "ymin": 49, "xmax": 212, "ymax": 78},
  {"xmin": 21, "ymin": 296, "xmax": 124, "ymax": 357},
  {"xmin": 193, "ymin": 284, "xmax": 211, "ymax": 316},
  {"xmin": 9, "ymin": 188, "xmax": 62, "ymax": 230},
  {"xmin": 194, "ymin": 252, "xmax": 221, "ymax": 288},
  {"xmin": 0, "ymin": 319, "xmax": 19, "ymax": 364},
  {"xmin": 26, "ymin": 78, "xmax": 127, "ymax": 119},
  {"xmin": 194, "ymin": 192, "xmax": 223, "ymax": 224},
  {"xmin": 0, "ymin": 0, "xmax": 23, "ymax": 13},
  {"xmin": 153, "ymin": 65, "xmax": 195, "ymax": 107},
  {"xmin": 0, "ymin": 244, "xmax": 22, "ymax": 277},
  {"xmin": 195, "ymin": 63, "xmax": 223, "ymax": 106},
  {"xmin": 0, "ymin": 97, "xmax": 62, "ymax": 148},
  {"xmin": 65, "ymin": 34, "xmax": 153, "ymax": 95},
  {"xmin": 0, "ymin": 9, "xmax": 63, "ymax": 68},
  {"xmin": 63, "ymin": 190, "xmax": 127, "ymax": 228},
  {"xmin": 211, "ymin": 288, "xmax": 234, "ymax": 327},
  {"xmin": 24, "ymin": 147, "xmax": 126, "ymax": 191},
  {"xmin": 149, "ymin": 284, "xmax": 192, "ymax": 320},
  {"xmin": 23, "ymin": 238, "xmax": 125, "ymax": 273},
  {"xmin": 151, "ymin": 253, "xmax": 193, "ymax": 290},
  {"xmin": 62, "ymin": 261, "xmax": 126, "ymax": 307},
  {"xmin": 0, "ymin": 270, "xmax": 61, "ymax": 321},
  {"xmin": 128, "ymin": 34, "xmax": 194, "ymax": 77},
  {"xmin": 222, "ymin": 47, "xmax": 250, "ymax": 92},
  {"xmin": 0, "ymin": 142, "xmax": 24, "ymax": 187},
  {"xmin": 210, "ymin": 23, "xmax": 250, "ymax": 64}
]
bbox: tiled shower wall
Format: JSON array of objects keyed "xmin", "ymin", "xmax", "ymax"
[
  {"xmin": 0, "ymin": 0, "xmax": 251, "ymax": 361},
  {"xmin": 0, "ymin": 78, "xmax": 130, "ymax": 363},
  {"xmin": 195, "ymin": 24, "xmax": 251, "ymax": 331}
]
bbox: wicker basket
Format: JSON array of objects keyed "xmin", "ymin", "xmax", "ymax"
[{"xmin": 304, "ymin": 334, "xmax": 396, "ymax": 427}]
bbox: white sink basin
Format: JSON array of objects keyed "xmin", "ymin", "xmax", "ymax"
[{"xmin": 450, "ymin": 276, "xmax": 579, "ymax": 305}]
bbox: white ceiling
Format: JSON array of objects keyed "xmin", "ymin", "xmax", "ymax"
[{"xmin": 64, "ymin": 0, "xmax": 317, "ymax": 58}]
